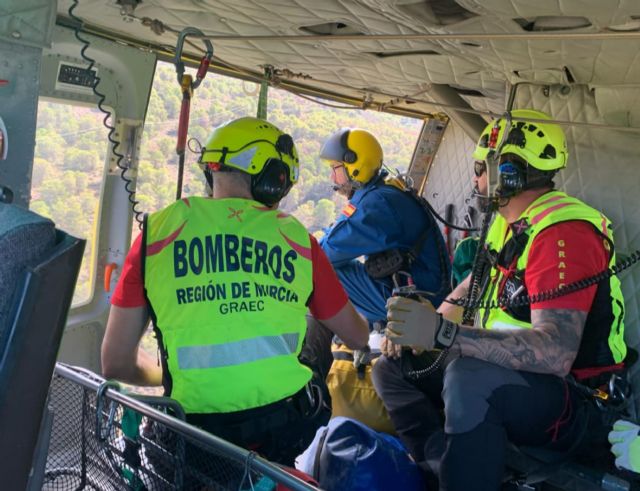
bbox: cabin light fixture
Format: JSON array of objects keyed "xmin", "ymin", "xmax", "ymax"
[
  {"xmin": 514, "ymin": 16, "xmax": 592, "ymax": 32},
  {"xmin": 368, "ymin": 50, "xmax": 441, "ymax": 58},
  {"xmin": 608, "ymin": 19, "xmax": 640, "ymax": 32},
  {"xmin": 299, "ymin": 22, "xmax": 364, "ymax": 36}
]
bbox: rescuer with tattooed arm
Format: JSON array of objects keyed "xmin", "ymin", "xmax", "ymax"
[
  {"xmin": 101, "ymin": 117, "xmax": 368, "ymax": 466},
  {"xmin": 373, "ymin": 110, "xmax": 627, "ymax": 491}
]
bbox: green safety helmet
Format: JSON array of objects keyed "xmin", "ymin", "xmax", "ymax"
[
  {"xmin": 472, "ymin": 109, "xmax": 568, "ymax": 171},
  {"xmin": 200, "ymin": 117, "xmax": 300, "ymax": 205}
]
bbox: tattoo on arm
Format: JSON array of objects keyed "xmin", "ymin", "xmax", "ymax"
[{"xmin": 455, "ymin": 309, "xmax": 586, "ymax": 376}]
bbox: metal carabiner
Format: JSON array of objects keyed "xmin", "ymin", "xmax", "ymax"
[
  {"xmin": 95, "ymin": 380, "xmax": 121, "ymax": 442},
  {"xmin": 173, "ymin": 27, "xmax": 214, "ymax": 89}
]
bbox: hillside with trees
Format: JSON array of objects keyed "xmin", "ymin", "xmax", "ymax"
[{"xmin": 32, "ymin": 61, "xmax": 423, "ymax": 303}]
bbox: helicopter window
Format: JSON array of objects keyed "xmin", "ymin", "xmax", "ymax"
[
  {"xmin": 31, "ymin": 100, "xmax": 108, "ymax": 306},
  {"xmin": 135, "ymin": 62, "xmax": 423, "ymax": 240}
]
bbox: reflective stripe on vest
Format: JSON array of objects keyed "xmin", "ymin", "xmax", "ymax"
[
  {"xmin": 177, "ymin": 332, "xmax": 300, "ymax": 369},
  {"xmin": 480, "ymin": 191, "xmax": 626, "ymax": 364},
  {"xmin": 144, "ymin": 197, "xmax": 314, "ymax": 413}
]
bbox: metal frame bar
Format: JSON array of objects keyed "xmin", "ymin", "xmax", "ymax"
[{"xmin": 54, "ymin": 363, "xmax": 318, "ymax": 491}]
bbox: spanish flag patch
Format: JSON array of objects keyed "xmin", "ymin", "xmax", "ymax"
[{"xmin": 342, "ymin": 203, "xmax": 357, "ymax": 217}]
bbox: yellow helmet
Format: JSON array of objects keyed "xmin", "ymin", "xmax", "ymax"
[
  {"xmin": 472, "ymin": 109, "xmax": 568, "ymax": 171},
  {"xmin": 200, "ymin": 117, "xmax": 299, "ymax": 206},
  {"xmin": 320, "ymin": 128, "xmax": 383, "ymax": 184}
]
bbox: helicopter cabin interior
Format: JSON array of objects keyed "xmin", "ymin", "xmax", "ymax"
[{"xmin": 0, "ymin": 0, "xmax": 639, "ymax": 489}]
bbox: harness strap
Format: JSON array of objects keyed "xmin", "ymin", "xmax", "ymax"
[
  {"xmin": 571, "ymin": 362, "xmax": 625, "ymax": 382},
  {"xmin": 331, "ymin": 351, "xmax": 381, "ymax": 363}
]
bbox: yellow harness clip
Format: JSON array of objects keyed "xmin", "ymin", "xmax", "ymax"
[{"xmin": 593, "ymin": 388, "xmax": 609, "ymax": 401}]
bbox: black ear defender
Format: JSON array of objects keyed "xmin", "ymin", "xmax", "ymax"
[
  {"xmin": 250, "ymin": 132, "xmax": 296, "ymax": 206},
  {"xmin": 275, "ymin": 133, "xmax": 295, "ymax": 159},
  {"xmin": 340, "ymin": 130, "xmax": 357, "ymax": 164},
  {"xmin": 251, "ymin": 158, "xmax": 293, "ymax": 207},
  {"xmin": 496, "ymin": 159, "xmax": 526, "ymax": 197}
]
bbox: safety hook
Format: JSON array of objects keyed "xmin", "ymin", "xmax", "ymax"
[
  {"xmin": 173, "ymin": 27, "xmax": 214, "ymax": 89},
  {"xmin": 95, "ymin": 380, "xmax": 121, "ymax": 442}
]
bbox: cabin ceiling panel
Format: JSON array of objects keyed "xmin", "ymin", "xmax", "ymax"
[
  {"xmin": 458, "ymin": 95, "xmax": 504, "ymax": 118},
  {"xmin": 56, "ymin": 1, "xmax": 640, "ymax": 122},
  {"xmin": 456, "ymin": 0, "xmax": 640, "ymax": 28},
  {"xmin": 595, "ymin": 88, "xmax": 640, "ymax": 127}
]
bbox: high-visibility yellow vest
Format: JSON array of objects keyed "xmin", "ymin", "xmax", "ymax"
[
  {"xmin": 480, "ymin": 191, "xmax": 626, "ymax": 367},
  {"xmin": 144, "ymin": 197, "xmax": 314, "ymax": 413}
]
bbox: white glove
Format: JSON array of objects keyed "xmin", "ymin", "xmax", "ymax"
[{"xmin": 609, "ymin": 419, "xmax": 640, "ymax": 473}]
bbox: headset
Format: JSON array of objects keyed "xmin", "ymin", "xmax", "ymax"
[
  {"xmin": 495, "ymin": 127, "xmax": 557, "ymax": 199},
  {"xmin": 340, "ymin": 129, "xmax": 358, "ymax": 164},
  {"xmin": 201, "ymin": 133, "xmax": 295, "ymax": 207}
]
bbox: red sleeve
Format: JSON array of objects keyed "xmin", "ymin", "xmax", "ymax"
[
  {"xmin": 526, "ymin": 221, "xmax": 609, "ymax": 311},
  {"xmin": 308, "ymin": 235, "xmax": 349, "ymax": 320},
  {"xmin": 111, "ymin": 233, "xmax": 147, "ymax": 308}
]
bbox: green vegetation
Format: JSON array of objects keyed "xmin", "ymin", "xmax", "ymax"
[{"xmin": 32, "ymin": 61, "xmax": 422, "ymax": 304}]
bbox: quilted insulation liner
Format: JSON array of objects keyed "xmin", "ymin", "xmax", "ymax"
[
  {"xmin": 426, "ymin": 84, "xmax": 640, "ymax": 411},
  {"xmin": 56, "ymin": 0, "xmax": 640, "ymax": 122}
]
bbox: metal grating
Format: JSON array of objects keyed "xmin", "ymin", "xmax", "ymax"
[{"xmin": 43, "ymin": 364, "xmax": 318, "ymax": 491}]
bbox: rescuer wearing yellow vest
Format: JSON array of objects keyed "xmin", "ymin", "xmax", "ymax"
[
  {"xmin": 372, "ymin": 109, "xmax": 627, "ymax": 490},
  {"xmin": 101, "ymin": 117, "xmax": 369, "ymax": 466}
]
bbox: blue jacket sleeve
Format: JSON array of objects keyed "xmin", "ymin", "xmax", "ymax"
[{"xmin": 320, "ymin": 187, "xmax": 404, "ymax": 267}]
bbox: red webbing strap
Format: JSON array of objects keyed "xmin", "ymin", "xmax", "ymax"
[
  {"xmin": 176, "ymin": 75, "xmax": 193, "ymax": 156},
  {"xmin": 570, "ymin": 362, "xmax": 625, "ymax": 382}
]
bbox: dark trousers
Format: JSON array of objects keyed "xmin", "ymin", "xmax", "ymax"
[
  {"xmin": 372, "ymin": 355, "xmax": 584, "ymax": 491},
  {"xmin": 185, "ymin": 315, "xmax": 334, "ymax": 466},
  {"xmin": 147, "ymin": 315, "xmax": 334, "ymax": 489},
  {"xmin": 187, "ymin": 382, "xmax": 330, "ymax": 466}
]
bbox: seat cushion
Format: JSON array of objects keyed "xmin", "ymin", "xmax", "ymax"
[{"xmin": 0, "ymin": 203, "xmax": 55, "ymax": 335}]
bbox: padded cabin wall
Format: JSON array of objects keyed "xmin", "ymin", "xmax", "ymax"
[
  {"xmin": 515, "ymin": 85, "xmax": 640, "ymax": 411},
  {"xmin": 422, "ymin": 117, "xmax": 478, "ymax": 245}
]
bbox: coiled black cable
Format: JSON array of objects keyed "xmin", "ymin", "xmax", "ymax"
[
  {"xmin": 404, "ymin": 248, "xmax": 639, "ymax": 381},
  {"xmin": 461, "ymin": 207, "xmax": 494, "ymax": 322},
  {"xmin": 447, "ymin": 248, "xmax": 640, "ymax": 310},
  {"xmin": 68, "ymin": 1, "xmax": 144, "ymax": 229}
]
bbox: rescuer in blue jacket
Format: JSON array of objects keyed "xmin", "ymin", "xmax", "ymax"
[{"xmin": 319, "ymin": 128, "xmax": 450, "ymax": 323}]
